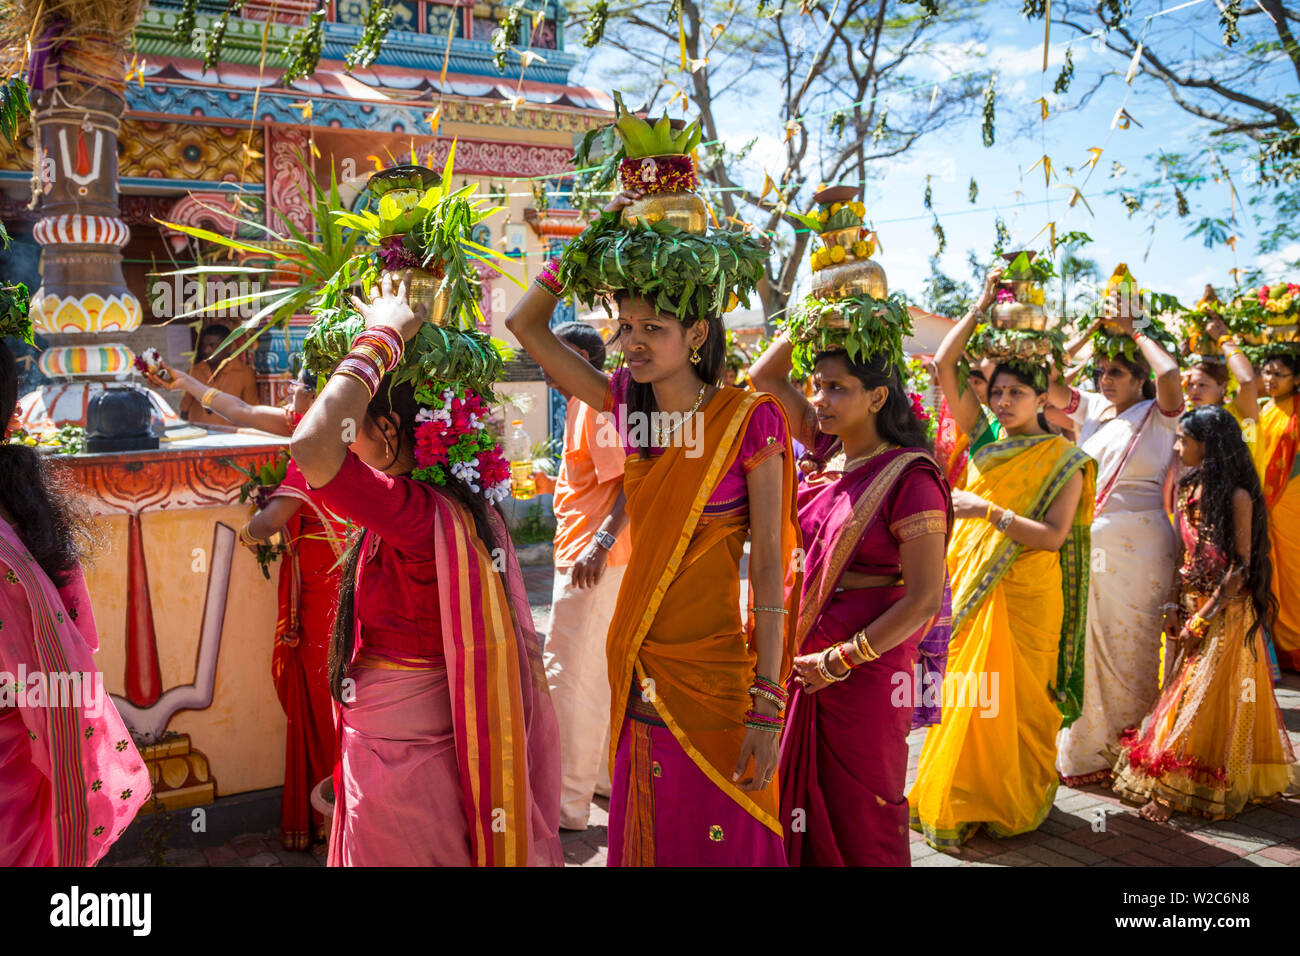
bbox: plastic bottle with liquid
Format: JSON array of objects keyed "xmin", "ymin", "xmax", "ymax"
[{"xmin": 505, "ymin": 419, "xmax": 536, "ymax": 500}]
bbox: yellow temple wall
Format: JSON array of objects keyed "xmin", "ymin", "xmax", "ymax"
[{"xmin": 87, "ymin": 504, "xmax": 287, "ymax": 796}]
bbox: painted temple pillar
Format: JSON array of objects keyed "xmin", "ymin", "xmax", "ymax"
[{"xmin": 27, "ymin": 51, "xmax": 141, "ymax": 379}]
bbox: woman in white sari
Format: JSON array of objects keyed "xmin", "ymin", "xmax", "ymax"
[{"xmin": 1048, "ymin": 309, "xmax": 1184, "ymax": 785}]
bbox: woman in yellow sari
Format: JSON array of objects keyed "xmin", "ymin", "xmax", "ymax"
[
  {"xmin": 1257, "ymin": 353, "xmax": 1300, "ymax": 670},
  {"xmin": 913, "ymin": 306, "xmax": 1094, "ymax": 848},
  {"xmin": 506, "ymin": 191, "xmax": 801, "ymax": 865}
]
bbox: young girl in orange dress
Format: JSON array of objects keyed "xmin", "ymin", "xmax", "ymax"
[{"xmin": 1112, "ymin": 404, "xmax": 1298, "ymax": 820}]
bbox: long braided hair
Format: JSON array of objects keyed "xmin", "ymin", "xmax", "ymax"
[
  {"xmin": 1176, "ymin": 404, "xmax": 1276, "ymax": 647},
  {"xmin": 327, "ymin": 378, "xmax": 509, "ymax": 703}
]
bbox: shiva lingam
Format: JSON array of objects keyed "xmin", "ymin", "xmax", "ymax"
[
  {"xmin": 367, "ymin": 165, "xmax": 452, "ymax": 325},
  {"xmin": 613, "ymin": 95, "xmax": 709, "ymax": 234},
  {"xmin": 807, "ymin": 185, "xmax": 887, "ymax": 304},
  {"xmin": 990, "ymin": 251, "xmax": 1050, "ymax": 333}
]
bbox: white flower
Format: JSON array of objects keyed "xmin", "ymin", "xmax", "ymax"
[
  {"xmin": 415, "ymin": 408, "xmax": 435, "ymax": 423},
  {"xmin": 468, "ymin": 413, "xmax": 481, "ymax": 429}
]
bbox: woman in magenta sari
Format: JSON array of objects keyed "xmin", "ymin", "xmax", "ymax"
[
  {"xmin": 751, "ymin": 336, "xmax": 952, "ymax": 866},
  {"xmin": 293, "ymin": 274, "xmax": 562, "ymax": 866},
  {"xmin": 0, "ymin": 339, "xmax": 150, "ymax": 865}
]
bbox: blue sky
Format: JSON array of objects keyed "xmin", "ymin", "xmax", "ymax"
[{"xmin": 568, "ymin": 2, "xmax": 1293, "ymax": 311}]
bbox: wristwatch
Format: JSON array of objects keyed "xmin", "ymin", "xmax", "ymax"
[{"xmin": 593, "ymin": 530, "xmax": 617, "ymax": 551}]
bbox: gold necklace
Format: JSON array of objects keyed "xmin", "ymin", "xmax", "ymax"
[
  {"xmin": 653, "ymin": 383, "xmax": 708, "ymax": 446},
  {"xmin": 831, "ymin": 440, "xmax": 895, "ymax": 473}
]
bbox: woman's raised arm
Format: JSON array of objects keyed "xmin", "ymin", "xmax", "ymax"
[
  {"xmin": 748, "ymin": 333, "xmax": 817, "ymax": 449},
  {"xmin": 934, "ymin": 267, "xmax": 1002, "ymax": 438}
]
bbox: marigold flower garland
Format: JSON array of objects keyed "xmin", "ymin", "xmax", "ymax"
[{"xmin": 410, "ymin": 381, "xmax": 512, "ymax": 505}]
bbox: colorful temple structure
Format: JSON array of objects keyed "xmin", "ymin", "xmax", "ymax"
[{"xmin": 0, "ymin": 1, "xmax": 607, "ymax": 808}]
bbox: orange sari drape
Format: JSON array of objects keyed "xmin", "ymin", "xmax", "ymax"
[{"xmin": 605, "ymin": 388, "xmax": 802, "ymax": 835}]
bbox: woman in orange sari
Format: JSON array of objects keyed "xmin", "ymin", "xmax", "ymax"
[
  {"xmin": 1257, "ymin": 353, "xmax": 1300, "ymax": 670},
  {"xmin": 750, "ymin": 334, "xmax": 951, "ymax": 867},
  {"xmin": 147, "ymin": 362, "xmax": 349, "ymax": 849},
  {"xmin": 507, "ymin": 192, "xmax": 801, "ymax": 866}
]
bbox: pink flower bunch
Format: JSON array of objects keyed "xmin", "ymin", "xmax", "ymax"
[
  {"xmin": 411, "ymin": 383, "xmax": 511, "ymax": 504},
  {"xmin": 994, "ymin": 285, "xmax": 1016, "ymax": 305},
  {"xmin": 133, "ymin": 347, "xmax": 162, "ymax": 374},
  {"xmin": 909, "ymin": 391, "xmax": 931, "ymax": 424}
]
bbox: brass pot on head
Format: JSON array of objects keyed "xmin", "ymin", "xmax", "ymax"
[
  {"xmin": 812, "ymin": 229, "xmax": 887, "ymax": 300},
  {"xmin": 405, "ymin": 271, "xmax": 452, "ymax": 326},
  {"xmin": 620, "ymin": 190, "xmax": 709, "ymax": 234},
  {"xmin": 989, "ymin": 281, "xmax": 1049, "ymax": 331}
]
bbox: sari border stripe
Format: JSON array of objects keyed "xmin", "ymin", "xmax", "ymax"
[
  {"xmin": 607, "ymin": 391, "xmax": 760, "ymax": 776},
  {"xmin": 0, "ymin": 534, "xmax": 90, "ymax": 867},
  {"xmin": 794, "ymin": 450, "xmax": 930, "ymax": 648}
]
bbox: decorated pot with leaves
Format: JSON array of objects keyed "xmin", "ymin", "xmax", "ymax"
[
  {"xmin": 611, "ymin": 93, "xmax": 708, "ymax": 234},
  {"xmin": 990, "ymin": 251, "xmax": 1051, "ymax": 332},
  {"xmin": 797, "ymin": 185, "xmax": 887, "ymax": 302}
]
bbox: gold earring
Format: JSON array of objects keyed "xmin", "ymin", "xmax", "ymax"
[{"xmin": 690, "ymin": 346, "xmax": 701, "ymax": 366}]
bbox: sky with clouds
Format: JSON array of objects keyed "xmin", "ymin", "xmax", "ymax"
[{"xmin": 569, "ymin": 1, "xmax": 1292, "ymax": 313}]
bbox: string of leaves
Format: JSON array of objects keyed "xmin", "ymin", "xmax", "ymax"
[
  {"xmin": 282, "ymin": 3, "xmax": 328, "ymax": 84},
  {"xmin": 1054, "ymin": 47, "xmax": 1073, "ymax": 94},
  {"xmin": 968, "ymin": 177, "xmax": 978, "ymax": 204},
  {"xmin": 1090, "ymin": 322, "xmax": 1180, "ymax": 366},
  {"xmin": 203, "ymin": 0, "xmax": 248, "ymax": 73},
  {"xmin": 557, "ymin": 213, "xmax": 766, "ymax": 321},
  {"xmin": 491, "ymin": 1, "xmax": 526, "ymax": 73},
  {"xmin": 1220, "ymin": 0, "xmax": 1242, "ymax": 47},
  {"xmin": 932, "ymin": 216, "xmax": 946, "ymax": 256},
  {"xmin": 584, "ymin": 0, "xmax": 609, "ymax": 48},
  {"xmin": 172, "ymin": 0, "xmax": 201, "ymax": 43},
  {"xmin": 346, "ymin": 0, "xmax": 397, "ymax": 70},
  {"xmin": 781, "ymin": 293, "xmax": 913, "ymax": 378},
  {"xmin": 981, "ymin": 77, "xmax": 996, "ymax": 148}
]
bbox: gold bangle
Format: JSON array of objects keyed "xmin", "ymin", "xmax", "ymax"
[
  {"xmin": 200, "ymin": 387, "xmax": 219, "ymax": 411},
  {"xmin": 983, "ymin": 501, "xmax": 995, "ymax": 522},
  {"xmin": 238, "ymin": 522, "xmax": 264, "ymax": 547},
  {"xmin": 853, "ymin": 630, "xmax": 880, "ymax": 662},
  {"xmin": 752, "ymin": 605, "xmax": 788, "ymax": 615}
]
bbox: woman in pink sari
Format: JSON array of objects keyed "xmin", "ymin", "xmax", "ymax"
[
  {"xmin": 292, "ymin": 274, "xmax": 562, "ymax": 866},
  {"xmin": 751, "ymin": 335, "xmax": 952, "ymax": 866},
  {"xmin": 0, "ymin": 339, "xmax": 150, "ymax": 865}
]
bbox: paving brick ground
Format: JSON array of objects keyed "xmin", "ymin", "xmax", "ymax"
[{"xmin": 106, "ymin": 560, "xmax": 1300, "ymax": 867}]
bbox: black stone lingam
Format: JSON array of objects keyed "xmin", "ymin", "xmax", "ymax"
[{"xmin": 85, "ymin": 385, "xmax": 159, "ymax": 452}]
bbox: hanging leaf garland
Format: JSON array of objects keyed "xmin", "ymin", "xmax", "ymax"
[
  {"xmin": 1220, "ymin": 0, "xmax": 1242, "ymax": 46},
  {"xmin": 584, "ymin": 0, "xmax": 609, "ymax": 48},
  {"xmin": 932, "ymin": 216, "xmax": 946, "ymax": 256},
  {"xmin": 346, "ymin": 0, "xmax": 398, "ymax": 69},
  {"xmin": 203, "ymin": 0, "xmax": 248, "ymax": 73},
  {"xmin": 981, "ymin": 77, "xmax": 996, "ymax": 148},
  {"xmin": 1054, "ymin": 48, "xmax": 1074, "ymax": 94},
  {"xmin": 923, "ymin": 175, "xmax": 933, "ymax": 210},
  {"xmin": 282, "ymin": 4, "xmax": 328, "ymax": 83},
  {"xmin": 968, "ymin": 177, "xmax": 978, "ymax": 204},
  {"xmin": 172, "ymin": 0, "xmax": 201, "ymax": 44},
  {"xmin": 490, "ymin": 1, "xmax": 526, "ymax": 74}
]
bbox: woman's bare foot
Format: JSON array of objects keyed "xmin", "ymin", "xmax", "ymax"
[{"xmin": 1139, "ymin": 799, "xmax": 1173, "ymax": 823}]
